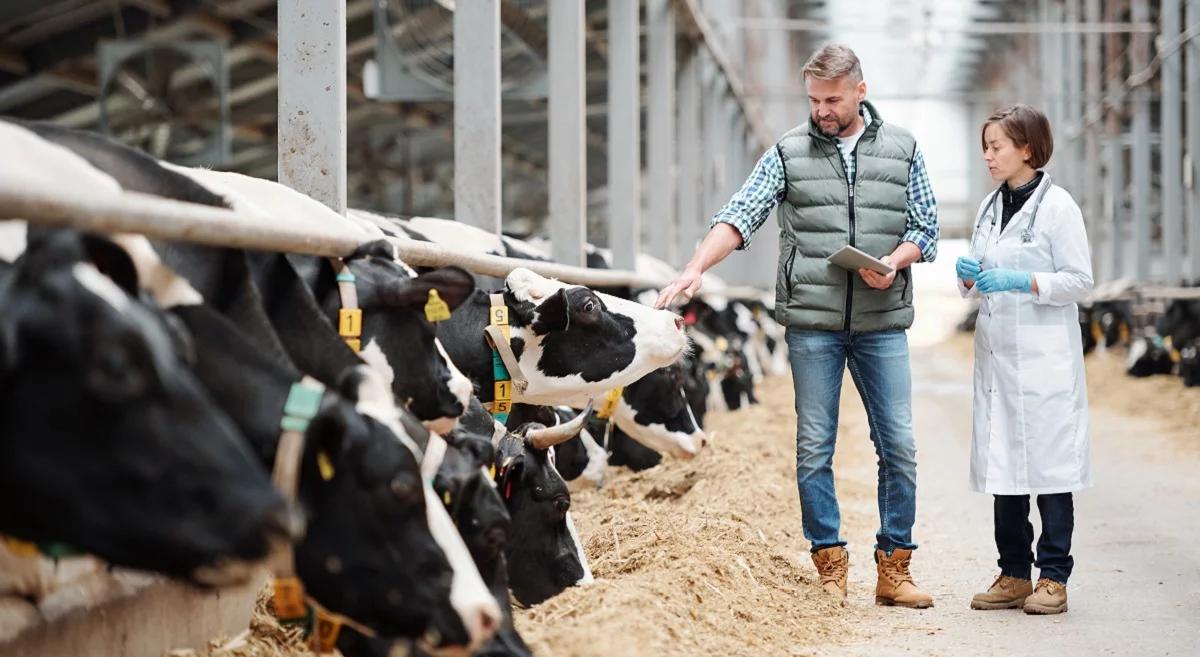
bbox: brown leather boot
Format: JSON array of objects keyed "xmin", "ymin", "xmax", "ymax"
[
  {"xmin": 970, "ymin": 574, "xmax": 1033, "ymax": 610},
  {"xmin": 874, "ymin": 548, "xmax": 933, "ymax": 609},
  {"xmin": 1023, "ymin": 578, "xmax": 1068, "ymax": 615},
  {"xmin": 810, "ymin": 546, "xmax": 848, "ymax": 602}
]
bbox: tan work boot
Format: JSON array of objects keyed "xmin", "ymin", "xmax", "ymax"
[
  {"xmin": 1023, "ymin": 578, "xmax": 1068, "ymax": 615},
  {"xmin": 874, "ymin": 548, "xmax": 934, "ymax": 609},
  {"xmin": 970, "ymin": 574, "xmax": 1033, "ymax": 610},
  {"xmin": 810, "ymin": 546, "xmax": 849, "ymax": 602}
]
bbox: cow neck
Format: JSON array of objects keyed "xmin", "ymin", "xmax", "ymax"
[
  {"xmin": 592, "ymin": 387, "xmax": 625, "ymax": 449},
  {"xmin": 328, "ymin": 259, "xmax": 363, "ymax": 353},
  {"xmin": 267, "ymin": 375, "xmax": 382, "ymax": 654},
  {"xmin": 247, "ymin": 253, "xmax": 364, "ymax": 385}
]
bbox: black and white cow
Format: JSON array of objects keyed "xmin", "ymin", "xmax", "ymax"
[
  {"xmin": 1157, "ymin": 298, "xmax": 1200, "ymax": 386},
  {"xmin": 497, "ymin": 405, "xmax": 596, "ymax": 606},
  {"xmin": 0, "ymin": 230, "xmax": 291, "ymax": 583},
  {"xmin": 436, "ymin": 267, "xmax": 688, "ymax": 406}
]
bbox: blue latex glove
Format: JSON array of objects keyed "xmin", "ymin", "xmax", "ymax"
[
  {"xmin": 956, "ymin": 256, "xmax": 981, "ymax": 282},
  {"xmin": 975, "ymin": 268, "xmax": 1033, "ymax": 294}
]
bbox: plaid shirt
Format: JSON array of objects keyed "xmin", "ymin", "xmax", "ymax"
[{"xmin": 711, "ymin": 108, "xmax": 939, "ymax": 262}]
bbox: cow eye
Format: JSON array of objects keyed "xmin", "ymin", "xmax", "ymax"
[
  {"xmin": 389, "ymin": 473, "xmax": 421, "ymax": 503},
  {"xmin": 87, "ymin": 346, "xmax": 149, "ymax": 402}
]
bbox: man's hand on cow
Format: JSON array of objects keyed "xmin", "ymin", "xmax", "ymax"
[
  {"xmin": 655, "ymin": 268, "xmax": 703, "ymax": 309},
  {"xmin": 858, "ymin": 255, "xmax": 896, "ymax": 290}
]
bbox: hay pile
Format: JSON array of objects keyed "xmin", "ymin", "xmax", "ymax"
[
  {"xmin": 168, "ymin": 585, "xmax": 308, "ymax": 657},
  {"xmin": 514, "ymin": 377, "xmax": 856, "ymax": 657}
]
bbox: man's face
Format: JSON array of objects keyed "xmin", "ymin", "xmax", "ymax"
[{"xmin": 806, "ymin": 75, "xmax": 867, "ymax": 138}]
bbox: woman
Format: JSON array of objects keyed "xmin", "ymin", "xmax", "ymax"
[{"xmin": 956, "ymin": 104, "xmax": 1093, "ymax": 615}]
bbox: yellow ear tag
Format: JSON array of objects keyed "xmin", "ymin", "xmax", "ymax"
[
  {"xmin": 312, "ymin": 609, "xmax": 343, "ymax": 654},
  {"xmin": 442, "ymin": 490, "xmax": 452, "ymax": 506},
  {"xmin": 715, "ymin": 336, "xmax": 729, "ymax": 351},
  {"xmin": 3, "ymin": 537, "xmax": 39, "ymax": 557},
  {"xmin": 272, "ymin": 577, "xmax": 308, "ymax": 621},
  {"xmin": 489, "ymin": 464, "xmax": 497, "ymax": 480},
  {"xmin": 425, "ymin": 289, "xmax": 452, "ymax": 323},
  {"xmin": 317, "ymin": 451, "xmax": 336, "ymax": 481}
]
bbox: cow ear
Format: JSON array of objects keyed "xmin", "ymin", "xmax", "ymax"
[
  {"xmin": 82, "ymin": 234, "xmax": 139, "ymax": 297},
  {"xmin": 530, "ymin": 288, "xmax": 570, "ymax": 334},
  {"xmin": 394, "ymin": 266, "xmax": 476, "ymax": 312}
]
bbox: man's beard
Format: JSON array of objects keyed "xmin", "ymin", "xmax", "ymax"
[{"xmin": 812, "ymin": 112, "xmax": 852, "ymax": 138}]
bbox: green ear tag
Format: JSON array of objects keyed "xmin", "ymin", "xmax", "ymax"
[{"xmin": 281, "ymin": 381, "xmax": 324, "ymax": 432}]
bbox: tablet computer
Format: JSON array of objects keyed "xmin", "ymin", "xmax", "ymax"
[{"xmin": 827, "ymin": 245, "xmax": 894, "ymax": 275}]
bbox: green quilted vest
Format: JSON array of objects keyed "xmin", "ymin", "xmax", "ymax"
[{"xmin": 774, "ymin": 100, "xmax": 916, "ymax": 332}]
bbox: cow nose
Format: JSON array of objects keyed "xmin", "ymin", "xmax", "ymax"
[
  {"xmin": 483, "ymin": 526, "xmax": 507, "ymax": 553},
  {"xmin": 553, "ymin": 495, "xmax": 570, "ymax": 514},
  {"xmin": 674, "ymin": 316, "xmax": 684, "ymax": 332},
  {"xmin": 477, "ymin": 606, "xmax": 499, "ymax": 639}
]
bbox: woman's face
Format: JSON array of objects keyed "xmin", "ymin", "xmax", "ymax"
[{"xmin": 982, "ymin": 123, "xmax": 1033, "ymax": 183}]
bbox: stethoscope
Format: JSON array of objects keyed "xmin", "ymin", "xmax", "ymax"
[{"xmin": 969, "ymin": 173, "xmax": 1052, "ymax": 261}]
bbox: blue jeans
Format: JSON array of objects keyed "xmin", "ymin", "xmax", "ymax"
[
  {"xmin": 994, "ymin": 493, "xmax": 1074, "ymax": 584},
  {"xmin": 785, "ymin": 328, "xmax": 918, "ymax": 554}
]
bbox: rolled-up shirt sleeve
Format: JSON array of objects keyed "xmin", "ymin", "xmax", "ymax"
[
  {"xmin": 903, "ymin": 146, "xmax": 940, "ymax": 262},
  {"xmin": 1033, "ymin": 196, "xmax": 1094, "ymax": 306},
  {"xmin": 710, "ymin": 147, "xmax": 787, "ymax": 250}
]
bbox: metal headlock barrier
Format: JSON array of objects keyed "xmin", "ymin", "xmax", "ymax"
[{"xmin": 0, "ymin": 184, "xmax": 767, "ymax": 301}]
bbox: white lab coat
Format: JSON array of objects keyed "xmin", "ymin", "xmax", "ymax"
[{"xmin": 958, "ymin": 176, "xmax": 1094, "ymax": 495}]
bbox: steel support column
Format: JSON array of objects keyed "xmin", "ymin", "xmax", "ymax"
[
  {"xmin": 1131, "ymin": 0, "xmax": 1153, "ymax": 282},
  {"xmin": 277, "ymin": 0, "xmax": 346, "ymax": 213},
  {"xmin": 1084, "ymin": 0, "xmax": 1103, "ymax": 278},
  {"xmin": 646, "ymin": 0, "xmax": 677, "ymax": 266},
  {"xmin": 453, "ymin": 0, "xmax": 501, "ymax": 234},
  {"xmin": 607, "ymin": 0, "xmax": 640, "ymax": 271},
  {"xmin": 675, "ymin": 49, "xmax": 703, "ymax": 268},
  {"xmin": 548, "ymin": 0, "xmax": 587, "ymax": 267},
  {"xmin": 1188, "ymin": 0, "xmax": 1200, "ymax": 282},
  {"xmin": 1162, "ymin": 0, "xmax": 1184, "ymax": 283}
]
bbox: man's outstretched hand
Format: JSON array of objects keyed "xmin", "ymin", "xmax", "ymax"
[{"xmin": 655, "ymin": 268, "xmax": 703, "ymax": 309}]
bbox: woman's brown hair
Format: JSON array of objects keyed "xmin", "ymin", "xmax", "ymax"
[{"xmin": 981, "ymin": 104, "xmax": 1054, "ymax": 169}]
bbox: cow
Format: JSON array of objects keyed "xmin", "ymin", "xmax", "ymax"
[
  {"xmin": 1127, "ymin": 334, "xmax": 1176, "ymax": 377},
  {"xmin": 165, "ymin": 294, "xmax": 461, "ymax": 643},
  {"xmin": 0, "ymin": 230, "xmax": 291, "ymax": 584},
  {"xmin": 497, "ymin": 404, "xmax": 596, "ymax": 606},
  {"xmin": 1157, "ymin": 298, "xmax": 1200, "ymax": 386},
  {"xmin": 434, "ymin": 266, "xmax": 688, "ymax": 407}
]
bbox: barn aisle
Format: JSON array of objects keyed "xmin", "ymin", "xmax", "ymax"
[{"xmin": 514, "ymin": 336, "xmax": 1200, "ymax": 657}]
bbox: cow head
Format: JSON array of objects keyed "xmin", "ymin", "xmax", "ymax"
[
  {"xmin": 337, "ymin": 242, "xmax": 475, "ymax": 429},
  {"xmin": 0, "ymin": 231, "xmax": 289, "ymax": 581},
  {"xmin": 495, "ymin": 404, "xmax": 594, "ymax": 606},
  {"xmin": 292, "ymin": 386, "xmax": 455, "ymax": 639},
  {"xmin": 612, "ymin": 361, "xmax": 707, "ymax": 459},
  {"xmin": 499, "ymin": 268, "xmax": 687, "ymax": 405}
]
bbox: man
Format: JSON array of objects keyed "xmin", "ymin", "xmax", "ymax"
[{"xmin": 656, "ymin": 44, "xmax": 939, "ymax": 608}]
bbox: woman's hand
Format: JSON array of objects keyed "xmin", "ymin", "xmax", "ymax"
[
  {"xmin": 975, "ymin": 268, "xmax": 1033, "ymax": 294},
  {"xmin": 956, "ymin": 256, "xmax": 981, "ymax": 283}
]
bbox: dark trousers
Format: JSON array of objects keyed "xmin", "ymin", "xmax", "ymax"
[{"xmin": 994, "ymin": 493, "xmax": 1074, "ymax": 584}]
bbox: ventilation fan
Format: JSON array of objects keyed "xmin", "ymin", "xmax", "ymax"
[
  {"xmin": 370, "ymin": 0, "xmax": 547, "ymax": 101},
  {"xmin": 98, "ymin": 41, "xmax": 230, "ymax": 166}
]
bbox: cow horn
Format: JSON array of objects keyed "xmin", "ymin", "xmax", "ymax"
[{"xmin": 526, "ymin": 400, "xmax": 594, "ymax": 450}]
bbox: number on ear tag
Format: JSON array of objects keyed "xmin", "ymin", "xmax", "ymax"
[
  {"xmin": 490, "ymin": 306, "xmax": 509, "ymax": 326},
  {"xmin": 338, "ymin": 308, "xmax": 362, "ymax": 338},
  {"xmin": 425, "ymin": 289, "xmax": 451, "ymax": 323}
]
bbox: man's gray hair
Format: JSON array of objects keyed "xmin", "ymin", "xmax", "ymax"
[{"xmin": 802, "ymin": 44, "xmax": 863, "ymax": 84}]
